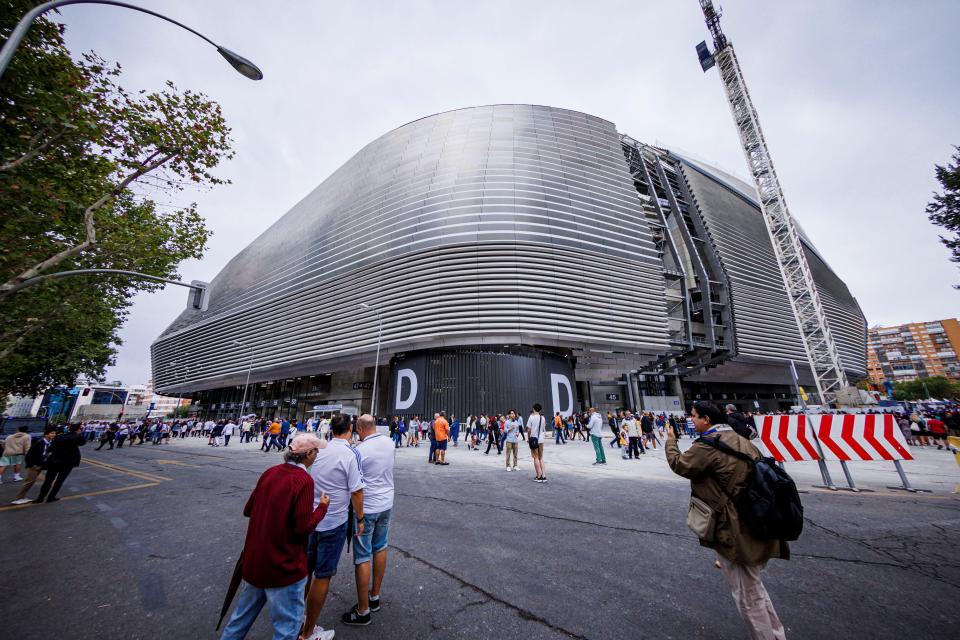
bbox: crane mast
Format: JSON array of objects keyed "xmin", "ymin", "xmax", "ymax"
[{"xmin": 695, "ymin": 0, "xmax": 849, "ymax": 405}]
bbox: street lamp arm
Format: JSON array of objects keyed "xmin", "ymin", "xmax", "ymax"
[
  {"xmin": 0, "ymin": 0, "xmax": 262, "ymax": 81},
  {"xmin": 4, "ymin": 268, "xmax": 203, "ymax": 296}
]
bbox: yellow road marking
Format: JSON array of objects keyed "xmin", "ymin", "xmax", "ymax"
[
  {"xmin": 84, "ymin": 458, "xmax": 171, "ymax": 483},
  {"xmin": 0, "ymin": 482, "xmax": 159, "ymax": 512},
  {"xmin": 156, "ymin": 459, "xmax": 201, "ymax": 468}
]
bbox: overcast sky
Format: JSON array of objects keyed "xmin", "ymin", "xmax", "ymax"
[{"xmin": 54, "ymin": 0, "xmax": 959, "ymax": 385}]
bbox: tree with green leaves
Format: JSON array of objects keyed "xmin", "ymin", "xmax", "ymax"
[
  {"xmin": 927, "ymin": 146, "xmax": 960, "ymax": 285},
  {"xmin": 892, "ymin": 376, "xmax": 960, "ymax": 401},
  {"xmin": 0, "ymin": 0, "xmax": 234, "ymax": 401}
]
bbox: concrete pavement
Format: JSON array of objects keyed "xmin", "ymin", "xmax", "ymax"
[{"xmin": 0, "ymin": 431, "xmax": 957, "ymax": 639}]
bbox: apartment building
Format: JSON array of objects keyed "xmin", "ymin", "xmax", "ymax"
[{"xmin": 867, "ymin": 318, "xmax": 960, "ymax": 383}]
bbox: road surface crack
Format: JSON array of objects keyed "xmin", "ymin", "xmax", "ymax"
[{"xmin": 390, "ymin": 543, "xmax": 589, "ymax": 640}]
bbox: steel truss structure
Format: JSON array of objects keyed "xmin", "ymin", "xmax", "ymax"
[{"xmin": 697, "ymin": 0, "xmax": 849, "ymax": 404}]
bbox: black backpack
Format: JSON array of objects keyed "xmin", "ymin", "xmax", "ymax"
[{"xmin": 701, "ymin": 436, "xmax": 804, "ymax": 541}]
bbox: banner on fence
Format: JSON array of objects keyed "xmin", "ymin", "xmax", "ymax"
[
  {"xmin": 813, "ymin": 414, "xmax": 913, "ymax": 462},
  {"xmin": 756, "ymin": 414, "xmax": 820, "ymax": 462}
]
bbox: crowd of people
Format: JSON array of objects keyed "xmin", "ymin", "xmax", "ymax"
[{"xmin": 2, "ymin": 400, "xmax": 957, "ymax": 640}]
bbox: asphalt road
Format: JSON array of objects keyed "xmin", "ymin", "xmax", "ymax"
[{"xmin": 0, "ymin": 438, "xmax": 957, "ymax": 639}]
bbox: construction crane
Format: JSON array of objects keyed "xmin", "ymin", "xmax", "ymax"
[{"xmin": 695, "ymin": 1, "xmax": 851, "ymax": 406}]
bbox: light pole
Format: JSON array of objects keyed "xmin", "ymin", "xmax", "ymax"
[
  {"xmin": 0, "ymin": 0, "xmax": 263, "ymax": 83},
  {"xmin": 233, "ymin": 340, "xmax": 254, "ymax": 421},
  {"xmin": 358, "ymin": 303, "xmax": 382, "ymax": 416},
  {"xmin": 167, "ymin": 360, "xmax": 189, "ymax": 419}
]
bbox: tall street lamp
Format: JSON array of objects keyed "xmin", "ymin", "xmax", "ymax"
[
  {"xmin": 233, "ymin": 340, "xmax": 254, "ymax": 421},
  {"xmin": 358, "ymin": 303, "xmax": 382, "ymax": 416},
  {"xmin": 0, "ymin": 0, "xmax": 264, "ymax": 83}
]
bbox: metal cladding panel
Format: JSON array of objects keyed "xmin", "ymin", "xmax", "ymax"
[
  {"xmin": 389, "ymin": 349, "xmax": 576, "ymax": 419},
  {"xmin": 152, "ymin": 105, "xmax": 670, "ymax": 392},
  {"xmin": 678, "ymin": 159, "xmax": 867, "ymax": 378}
]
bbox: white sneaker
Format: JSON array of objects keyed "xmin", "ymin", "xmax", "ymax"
[
  {"xmin": 306, "ymin": 625, "xmax": 335, "ymax": 640},
  {"xmin": 13, "ymin": 474, "xmax": 23, "ymax": 482},
  {"xmin": 11, "ymin": 498, "xmax": 32, "ymax": 505}
]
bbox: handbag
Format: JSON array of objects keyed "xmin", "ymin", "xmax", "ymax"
[{"xmin": 686, "ymin": 495, "xmax": 716, "ymax": 540}]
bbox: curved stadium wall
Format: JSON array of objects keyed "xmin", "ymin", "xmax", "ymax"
[{"xmin": 152, "ymin": 105, "xmax": 673, "ymax": 393}]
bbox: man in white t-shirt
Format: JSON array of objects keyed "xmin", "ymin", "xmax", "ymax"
[
  {"xmin": 526, "ymin": 403, "xmax": 548, "ymax": 483},
  {"xmin": 588, "ymin": 407, "xmax": 606, "ymax": 465},
  {"xmin": 340, "ymin": 414, "xmax": 395, "ymax": 626},
  {"xmin": 302, "ymin": 416, "xmax": 365, "ymax": 640},
  {"xmin": 221, "ymin": 420, "xmax": 236, "ymax": 446}
]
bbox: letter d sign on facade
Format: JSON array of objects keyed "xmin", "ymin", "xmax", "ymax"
[
  {"xmin": 550, "ymin": 373, "xmax": 573, "ymax": 417},
  {"xmin": 395, "ymin": 369, "xmax": 417, "ymax": 411}
]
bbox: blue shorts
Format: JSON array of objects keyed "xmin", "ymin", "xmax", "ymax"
[
  {"xmin": 436, "ymin": 440, "xmax": 447, "ymax": 451},
  {"xmin": 307, "ymin": 522, "xmax": 348, "ymax": 578},
  {"xmin": 353, "ymin": 509, "xmax": 392, "ymax": 565}
]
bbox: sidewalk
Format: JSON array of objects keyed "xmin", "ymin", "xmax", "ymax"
[{"xmin": 154, "ymin": 429, "xmax": 960, "ymax": 494}]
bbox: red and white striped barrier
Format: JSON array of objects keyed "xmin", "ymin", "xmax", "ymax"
[
  {"xmin": 756, "ymin": 414, "xmax": 820, "ymax": 461},
  {"xmin": 813, "ymin": 414, "xmax": 913, "ymax": 462}
]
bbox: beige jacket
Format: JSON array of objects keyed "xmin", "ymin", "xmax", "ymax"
[
  {"xmin": 666, "ymin": 427, "xmax": 789, "ymax": 565},
  {"xmin": 2, "ymin": 431, "xmax": 32, "ymax": 457}
]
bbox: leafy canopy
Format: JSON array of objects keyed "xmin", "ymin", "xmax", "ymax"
[
  {"xmin": 892, "ymin": 376, "xmax": 960, "ymax": 401},
  {"xmin": 0, "ymin": 0, "xmax": 234, "ymax": 398},
  {"xmin": 927, "ymin": 145, "xmax": 960, "ymax": 286}
]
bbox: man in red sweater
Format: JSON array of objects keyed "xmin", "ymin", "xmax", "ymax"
[{"xmin": 221, "ymin": 434, "xmax": 330, "ymax": 640}]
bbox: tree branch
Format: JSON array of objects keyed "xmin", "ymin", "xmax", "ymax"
[
  {"xmin": 0, "ymin": 322, "xmax": 43, "ymax": 361},
  {"xmin": 0, "ymin": 152, "xmax": 178, "ymax": 300},
  {"xmin": 0, "ymin": 129, "xmax": 68, "ymax": 172}
]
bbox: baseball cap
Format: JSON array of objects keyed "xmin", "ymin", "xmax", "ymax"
[{"xmin": 289, "ymin": 434, "xmax": 325, "ymax": 453}]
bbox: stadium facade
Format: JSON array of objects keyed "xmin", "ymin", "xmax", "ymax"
[{"xmin": 151, "ymin": 105, "xmax": 866, "ymax": 420}]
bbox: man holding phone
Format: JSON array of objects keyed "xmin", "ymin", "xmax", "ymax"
[{"xmin": 220, "ymin": 434, "xmax": 330, "ymax": 640}]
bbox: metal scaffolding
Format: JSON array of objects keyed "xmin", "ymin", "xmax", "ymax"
[{"xmin": 696, "ymin": 0, "xmax": 849, "ymax": 404}]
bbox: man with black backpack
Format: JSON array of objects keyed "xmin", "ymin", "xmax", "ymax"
[{"xmin": 666, "ymin": 401, "xmax": 790, "ymax": 640}]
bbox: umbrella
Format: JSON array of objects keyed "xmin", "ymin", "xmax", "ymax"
[{"xmin": 216, "ymin": 553, "xmax": 244, "ymax": 631}]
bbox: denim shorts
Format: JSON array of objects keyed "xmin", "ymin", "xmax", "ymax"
[
  {"xmin": 353, "ymin": 509, "xmax": 392, "ymax": 565},
  {"xmin": 307, "ymin": 522, "xmax": 348, "ymax": 578}
]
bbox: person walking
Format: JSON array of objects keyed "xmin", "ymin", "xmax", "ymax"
[
  {"xmin": 449, "ymin": 414, "xmax": 460, "ymax": 447},
  {"xmin": 115, "ymin": 424, "xmax": 129, "ymax": 448},
  {"xmin": 526, "ymin": 403, "xmax": 548, "ymax": 482},
  {"xmin": 587, "ymin": 407, "xmax": 607, "ymax": 465},
  {"xmin": 666, "ymin": 401, "xmax": 788, "ymax": 640},
  {"xmin": 210, "ymin": 422, "xmax": 225, "ymax": 447},
  {"xmin": 10, "ymin": 427, "xmax": 57, "ymax": 504},
  {"xmin": 407, "ymin": 416, "xmax": 420, "ymax": 447},
  {"xmin": 95, "ymin": 425, "xmax": 117, "ymax": 451},
  {"xmin": 433, "ymin": 412, "xmax": 450, "ymax": 465},
  {"xmin": 607, "ymin": 412, "xmax": 621, "ymax": 449},
  {"xmin": 34, "ymin": 423, "xmax": 86, "ymax": 503},
  {"xmin": 0, "ymin": 426, "xmax": 31, "ymax": 482},
  {"xmin": 553, "ymin": 412, "xmax": 567, "ymax": 445},
  {"xmin": 622, "ymin": 410, "xmax": 644, "ymax": 459},
  {"xmin": 572, "ymin": 414, "xmax": 587, "ymax": 441},
  {"xmin": 222, "ymin": 420, "xmax": 236, "ymax": 447},
  {"xmin": 264, "ymin": 419, "xmax": 281, "ymax": 452},
  {"xmin": 301, "ymin": 416, "xmax": 365, "ymax": 640},
  {"xmin": 503, "ymin": 410, "xmax": 522, "ymax": 471},
  {"xmin": 641, "ymin": 412, "xmax": 659, "ymax": 450},
  {"xmin": 485, "ymin": 415, "xmax": 502, "ymax": 455},
  {"xmin": 219, "ymin": 434, "xmax": 330, "ymax": 640},
  {"xmin": 341, "ymin": 415, "xmax": 395, "ymax": 626}
]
